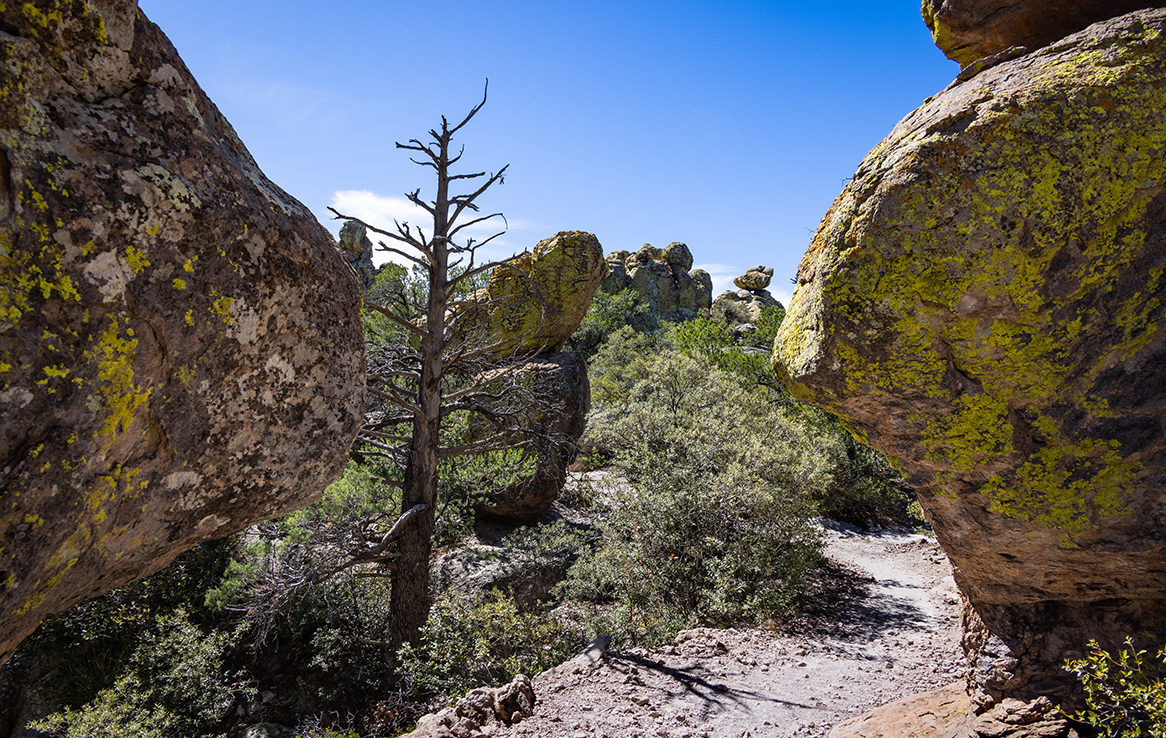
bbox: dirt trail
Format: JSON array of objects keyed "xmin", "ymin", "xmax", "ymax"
[{"xmin": 489, "ymin": 525, "xmax": 967, "ymax": 738}]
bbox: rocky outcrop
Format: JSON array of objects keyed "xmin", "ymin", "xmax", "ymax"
[
  {"xmin": 773, "ymin": 9, "xmax": 1166, "ymax": 706},
  {"xmin": 337, "ymin": 221, "xmax": 377, "ymax": 292},
  {"xmin": 601, "ymin": 244, "xmax": 713, "ymax": 326},
  {"xmin": 475, "ymin": 352, "xmax": 590, "ymax": 522},
  {"xmin": 922, "ymin": 0, "xmax": 1156, "ymax": 66},
  {"xmin": 0, "ymin": 1, "xmax": 365, "ymax": 663},
  {"xmin": 475, "ymin": 231, "xmax": 606, "ymax": 357}
]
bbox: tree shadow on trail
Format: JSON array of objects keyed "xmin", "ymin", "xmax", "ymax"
[
  {"xmin": 778, "ymin": 558, "xmax": 934, "ymax": 643},
  {"xmin": 606, "ymin": 652, "xmax": 820, "ymax": 721}
]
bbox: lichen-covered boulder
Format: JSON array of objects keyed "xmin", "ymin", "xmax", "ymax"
[
  {"xmin": 475, "ymin": 352, "xmax": 589, "ymax": 522},
  {"xmin": 774, "ymin": 9, "xmax": 1166, "ymax": 705},
  {"xmin": 0, "ymin": 1, "xmax": 364, "ymax": 663},
  {"xmin": 478, "ymin": 231, "xmax": 606, "ymax": 357},
  {"xmin": 733, "ymin": 265, "xmax": 774, "ymax": 291},
  {"xmin": 922, "ymin": 0, "xmax": 1155, "ymax": 66}
]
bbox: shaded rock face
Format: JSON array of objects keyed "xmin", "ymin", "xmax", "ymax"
[
  {"xmin": 601, "ymin": 243, "xmax": 712, "ymax": 325},
  {"xmin": 0, "ymin": 1, "xmax": 365, "ymax": 663},
  {"xmin": 475, "ymin": 352, "xmax": 589, "ymax": 522},
  {"xmin": 922, "ymin": 0, "xmax": 1156, "ymax": 66},
  {"xmin": 479, "ymin": 231, "xmax": 606, "ymax": 357},
  {"xmin": 337, "ymin": 221, "xmax": 376, "ymax": 292},
  {"xmin": 773, "ymin": 9, "xmax": 1166, "ymax": 705}
]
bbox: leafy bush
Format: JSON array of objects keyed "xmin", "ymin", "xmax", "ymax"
[
  {"xmin": 30, "ymin": 609, "xmax": 253, "ymax": 738},
  {"xmin": 1066, "ymin": 637, "xmax": 1166, "ymax": 738},
  {"xmin": 397, "ymin": 590, "xmax": 584, "ymax": 703},
  {"xmin": 572, "ymin": 351, "xmax": 824, "ymax": 645},
  {"xmin": 569, "ymin": 288, "xmax": 651, "ymax": 356}
]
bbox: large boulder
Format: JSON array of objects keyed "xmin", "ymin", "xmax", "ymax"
[
  {"xmin": 475, "ymin": 231, "xmax": 606, "ymax": 357},
  {"xmin": 922, "ymin": 0, "xmax": 1156, "ymax": 66},
  {"xmin": 475, "ymin": 352, "xmax": 589, "ymax": 522},
  {"xmin": 774, "ymin": 9, "xmax": 1166, "ymax": 706},
  {"xmin": 0, "ymin": 1, "xmax": 365, "ymax": 663}
]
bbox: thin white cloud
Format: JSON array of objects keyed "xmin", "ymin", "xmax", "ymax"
[{"xmin": 329, "ymin": 190, "xmax": 531, "ymax": 268}]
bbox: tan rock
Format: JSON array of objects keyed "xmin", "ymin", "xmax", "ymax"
[
  {"xmin": 0, "ymin": 2, "xmax": 364, "ymax": 663},
  {"xmin": 829, "ymin": 682, "xmax": 974, "ymax": 738},
  {"xmin": 733, "ymin": 265, "xmax": 774, "ymax": 291}
]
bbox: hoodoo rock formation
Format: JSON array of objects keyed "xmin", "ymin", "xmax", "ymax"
[
  {"xmin": 601, "ymin": 243, "xmax": 713, "ymax": 326},
  {"xmin": 712, "ymin": 265, "xmax": 781, "ymax": 330},
  {"xmin": 0, "ymin": 1, "xmax": 365, "ymax": 663},
  {"xmin": 922, "ymin": 0, "xmax": 1157, "ymax": 66},
  {"xmin": 774, "ymin": 8, "xmax": 1166, "ymax": 707}
]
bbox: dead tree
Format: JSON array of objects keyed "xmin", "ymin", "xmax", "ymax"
[{"xmin": 328, "ymin": 83, "xmax": 552, "ymax": 651}]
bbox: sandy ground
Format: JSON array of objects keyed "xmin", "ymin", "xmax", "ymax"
[{"xmin": 487, "ymin": 524, "xmax": 967, "ymax": 738}]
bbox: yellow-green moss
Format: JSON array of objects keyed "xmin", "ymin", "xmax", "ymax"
[{"xmin": 85, "ymin": 316, "xmax": 151, "ymax": 442}]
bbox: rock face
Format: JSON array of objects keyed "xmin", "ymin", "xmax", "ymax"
[
  {"xmin": 337, "ymin": 221, "xmax": 377, "ymax": 292},
  {"xmin": 477, "ymin": 231, "xmax": 606, "ymax": 357},
  {"xmin": 922, "ymin": 0, "xmax": 1156, "ymax": 66},
  {"xmin": 0, "ymin": 1, "xmax": 365, "ymax": 664},
  {"xmin": 601, "ymin": 244, "xmax": 713, "ymax": 326},
  {"xmin": 475, "ymin": 352, "xmax": 590, "ymax": 522},
  {"xmin": 773, "ymin": 9, "xmax": 1166, "ymax": 705}
]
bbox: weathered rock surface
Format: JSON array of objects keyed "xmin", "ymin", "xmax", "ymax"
[
  {"xmin": 733, "ymin": 264, "xmax": 773, "ymax": 291},
  {"xmin": 601, "ymin": 244, "xmax": 712, "ymax": 325},
  {"xmin": 475, "ymin": 352, "xmax": 590, "ymax": 522},
  {"xmin": 0, "ymin": 1, "xmax": 365, "ymax": 663},
  {"xmin": 774, "ymin": 9, "xmax": 1166, "ymax": 705},
  {"xmin": 476, "ymin": 231, "xmax": 606, "ymax": 357},
  {"xmin": 337, "ymin": 221, "xmax": 377, "ymax": 292},
  {"xmin": 922, "ymin": 0, "xmax": 1156, "ymax": 66}
]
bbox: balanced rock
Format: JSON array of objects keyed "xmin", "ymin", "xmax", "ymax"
[
  {"xmin": 922, "ymin": 0, "xmax": 1156, "ymax": 66},
  {"xmin": 337, "ymin": 221, "xmax": 377, "ymax": 292},
  {"xmin": 733, "ymin": 265, "xmax": 774, "ymax": 291},
  {"xmin": 662, "ymin": 241, "xmax": 694, "ymax": 271},
  {"xmin": 774, "ymin": 9, "xmax": 1166, "ymax": 704},
  {"xmin": 477, "ymin": 231, "xmax": 606, "ymax": 357},
  {"xmin": 475, "ymin": 352, "xmax": 589, "ymax": 522},
  {"xmin": 0, "ymin": 2, "xmax": 365, "ymax": 663}
]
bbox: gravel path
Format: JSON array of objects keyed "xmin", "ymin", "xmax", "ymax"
[{"xmin": 488, "ymin": 525, "xmax": 967, "ymax": 738}]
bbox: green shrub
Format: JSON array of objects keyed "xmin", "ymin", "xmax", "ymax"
[
  {"xmin": 1066, "ymin": 637, "xmax": 1166, "ymax": 738},
  {"xmin": 31, "ymin": 609, "xmax": 253, "ymax": 738},
  {"xmin": 397, "ymin": 590, "xmax": 583, "ymax": 703},
  {"xmin": 569, "ymin": 288, "xmax": 652, "ymax": 356},
  {"xmin": 573, "ymin": 351, "xmax": 824, "ymax": 645}
]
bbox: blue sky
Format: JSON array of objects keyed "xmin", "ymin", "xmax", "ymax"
[{"xmin": 138, "ymin": 0, "xmax": 957, "ymax": 305}]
